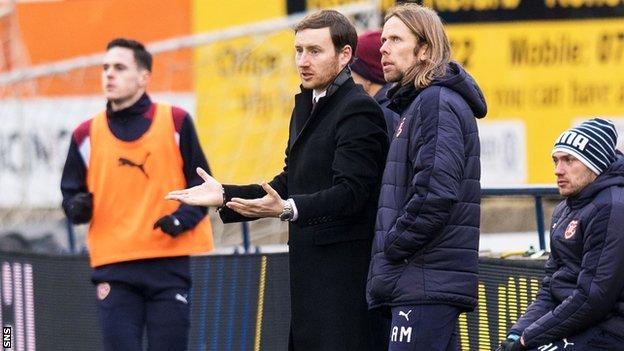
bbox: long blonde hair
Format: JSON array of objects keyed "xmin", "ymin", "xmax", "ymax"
[{"xmin": 384, "ymin": 4, "xmax": 451, "ymax": 88}]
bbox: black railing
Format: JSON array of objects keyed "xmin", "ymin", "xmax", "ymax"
[
  {"xmin": 66, "ymin": 186, "xmax": 561, "ymax": 254},
  {"xmin": 481, "ymin": 186, "xmax": 560, "ymax": 250}
]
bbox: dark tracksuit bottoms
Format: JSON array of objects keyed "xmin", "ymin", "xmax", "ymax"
[
  {"xmin": 371, "ymin": 304, "xmax": 461, "ymax": 351},
  {"xmin": 91, "ymin": 256, "xmax": 191, "ymax": 351}
]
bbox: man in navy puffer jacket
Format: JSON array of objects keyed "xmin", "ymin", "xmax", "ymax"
[
  {"xmin": 498, "ymin": 118, "xmax": 624, "ymax": 351},
  {"xmin": 366, "ymin": 4, "xmax": 486, "ymax": 351}
]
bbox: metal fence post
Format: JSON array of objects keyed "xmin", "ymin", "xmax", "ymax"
[
  {"xmin": 241, "ymin": 222, "xmax": 250, "ymax": 253},
  {"xmin": 482, "ymin": 186, "xmax": 558, "ymax": 251},
  {"xmin": 534, "ymin": 195, "xmax": 546, "ymax": 250},
  {"xmin": 66, "ymin": 218, "xmax": 76, "ymax": 253}
]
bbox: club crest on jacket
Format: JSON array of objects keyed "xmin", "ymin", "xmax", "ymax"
[
  {"xmin": 97, "ymin": 282, "xmax": 111, "ymax": 300},
  {"xmin": 564, "ymin": 220, "xmax": 579, "ymax": 239}
]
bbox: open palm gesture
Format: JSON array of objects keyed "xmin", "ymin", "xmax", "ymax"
[
  {"xmin": 226, "ymin": 182, "xmax": 284, "ymax": 218},
  {"xmin": 165, "ymin": 167, "xmax": 223, "ymax": 207}
]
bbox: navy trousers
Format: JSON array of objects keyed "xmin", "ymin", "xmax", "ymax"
[
  {"xmin": 371, "ymin": 304, "xmax": 461, "ymax": 351},
  {"xmin": 92, "ymin": 256, "xmax": 191, "ymax": 351},
  {"xmin": 524, "ymin": 326, "xmax": 624, "ymax": 351}
]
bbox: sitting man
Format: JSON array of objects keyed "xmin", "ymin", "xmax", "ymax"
[{"xmin": 499, "ymin": 118, "xmax": 624, "ymax": 350}]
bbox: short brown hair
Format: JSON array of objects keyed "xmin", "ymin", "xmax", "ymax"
[
  {"xmin": 294, "ymin": 10, "xmax": 358, "ymax": 64},
  {"xmin": 107, "ymin": 38, "xmax": 153, "ymax": 72},
  {"xmin": 385, "ymin": 4, "xmax": 451, "ymax": 88}
]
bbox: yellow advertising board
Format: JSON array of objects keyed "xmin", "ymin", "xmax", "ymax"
[
  {"xmin": 418, "ymin": 1, "xmax": 624, "ymax": 184},
  {"xmin": 447, "ymin": 19, "xmax": 624, "ymax": 183},
  {"xmin": 193, "ymin": 0, "xmax": 300, "ymax": 183},
  {"xmin": 194, "ymin": 0, "xmax": 624, "ymax": 184},
  {"xmin": 192, "ymin": 0, "xmax": 374, "ymax": 183}
]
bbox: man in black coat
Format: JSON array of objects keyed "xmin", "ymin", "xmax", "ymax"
[
  {"xmin": 167, "ymin": 10, "xmax": 388, "ymax": 351},
  {"xmin": 498, "ymin": 119, "xmax": 624, "ymax": 351}
]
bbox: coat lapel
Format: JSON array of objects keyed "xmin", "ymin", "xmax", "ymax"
[
  {"xmin": 290, "ymin": 90, "xmax": 314, "ymax": 150},
  {"xmin": 289, "ymin": 71, "xmax": 355, "ymax": 151}
]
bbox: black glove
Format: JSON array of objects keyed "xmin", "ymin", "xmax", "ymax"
[
  {"xmin": 153, "ymin": 215, "xmax": 186, "ymax": 237},
  {"xmin": 67, "ymin": 192, "xmax": 93, "ymax": 224},
  {"xmin": 497, "ymin": 338, "xmax": 524, "ymax": 351}
]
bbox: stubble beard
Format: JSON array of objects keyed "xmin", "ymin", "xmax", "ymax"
[
  {"xmin": 307, "ymin": 61, "xmax": 341, "ymax": 92},
  {"xmin": 383, "ymin": 69, "xmax": 403, "ymax": 84},
  {"xmin": 560, "ymin": 169, "xmax": 597, "ymax": 197}
]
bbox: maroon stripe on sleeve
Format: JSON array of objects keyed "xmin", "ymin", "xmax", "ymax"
[
  {"xmin": 171, "ymin": 105, "xmax": 188, "ymax": 133},
  {"xmin": 72, "ymin": 119, "xmax": 92, "ymax": 146}
]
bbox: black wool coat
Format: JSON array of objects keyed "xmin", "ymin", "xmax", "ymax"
[{"xmin": 221, "ymin": 75, "xmax": 388, "ymax": 351}]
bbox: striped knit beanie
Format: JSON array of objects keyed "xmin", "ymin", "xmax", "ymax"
[{"xmin": 552, "ymin": 118, "xmax": 618, "ymax": 175}]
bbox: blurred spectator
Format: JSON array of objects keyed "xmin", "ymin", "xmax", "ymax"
[{"xmin": 351, "ymin": 30, "xmax": 398, "ymax": 139}]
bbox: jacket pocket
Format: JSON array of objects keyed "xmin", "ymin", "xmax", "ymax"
[{"xmin": 368, "ymin": 252, "xmax": 406, "ymax": 301}]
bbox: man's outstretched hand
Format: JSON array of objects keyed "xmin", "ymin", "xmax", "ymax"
[
  {"xmin": 166, "ymin": 167, "xmax": 224, "ymax": 207},
  {"xmin": 226, "ymin": 182, "xmax": 284, "ymax": 218}
]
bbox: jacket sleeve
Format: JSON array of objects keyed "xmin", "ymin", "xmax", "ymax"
[
  {"xmin": 171, "ymin": 114, "xmax": 210, "ymax": 230},
  {"xmin": 288, "ymin": 98, "xmax": 388, "ymax": 223},
  {"xmin": 218, "ymin": 171, "xmax": 288, "ymax": 224},
  {"xmin": 383, "ymin": 89, "xmax": 465, "ymax": 261},
  {"xmin": 267, "ymin": 128, "xmax": 290, "ymax": 200},
  {"xmin": 521, "ymin": 202, "xmax": 624, "ymax": 347},
  {"xmin": 60, "ymin": 137, "xmax": 88, "ymax": 217}
]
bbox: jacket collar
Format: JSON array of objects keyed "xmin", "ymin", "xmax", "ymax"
[
  {"xmin": 384, "ymin": 62, "xmax": 487, "ymax": 119},
  {"xmin": 290, "ymin": 67, "xmax": 353, "ymax": 149},
  {"xmin": 387, "ymin": 83, "xmax": 420, "ymax": 114},
  {"xmin": 106, "ymin": 93, "xmax": 151, "ymax": 120},
  {"xmin": 566, "ymin": 155, "xmax": 624, "ymax": 209},
  {"xmin": 294, "ymin": 66, "xmax": 353, "ymax": 113},
  {"xmin": 323, "ymin": 66, "xmax": 351, "ymax": 101},
  {"xmin": 373, "ymin": 83, "xmax": 394, "ymax": 106}
]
